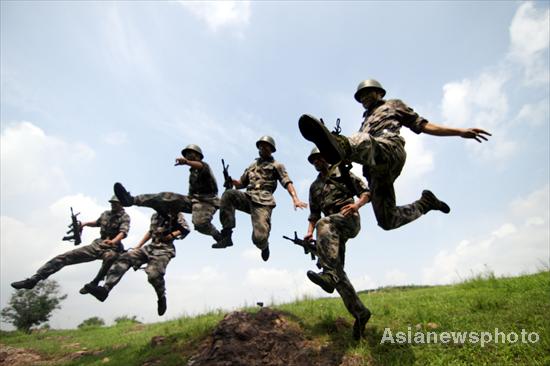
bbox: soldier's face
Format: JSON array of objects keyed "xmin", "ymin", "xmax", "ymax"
[
  {"xmin": 359, "ymin": 89, "xmax": 382, "ymax": 109},
  {"xmin": 258, "ymin": 142, "xmax": 273, "ymax": 158},
  {"xmin": 185, "ymin": 151, "xmax": 200, "ymax": 161},
  {"xmin": 311, "ymin": 156, "xmax": 328, "ymax": 172},
  {"xmin": 111, "ymin": 202, "xmax": 122, "ymax": 211}
]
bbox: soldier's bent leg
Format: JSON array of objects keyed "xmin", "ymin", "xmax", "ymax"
[
  {"xmin": 144, "ymin": 256, "xmax": 171, "ymax": 299},
  {"xmin": 103, "ymin": 250, "xmax": 146, "ymax": 292},
  {"xmin": 35, "ymin": 241, "xmax": 104, "ymax": 280},
  {"xmin": 134, "ymin": 192, "xmax": 192, "ymax": 214},
  {"xmin": 250, "ymin": 204, "xmax": 272, "ymax": 250},
  {"xmin": 334, "ymin": 272, "xmax": 371, "ymax": 340},
  {"xmin": 219, "ymin": 190, "xmax": 251, "ymax": 230},
  {"xmin": 191, "ymin": 202, "xmax": 221, "ymax": 241}
]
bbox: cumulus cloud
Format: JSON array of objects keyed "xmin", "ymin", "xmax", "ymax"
[
  {"xmin": 508, "ymin": 2, "xmax": 550, "ymax": 85},
  {"xmin": 515, "ymin": 99, "xmax": 549, "ymax": 126},
  {"xmin": 422, "ymin": 185, "xmax": 549, "ymax": 285},
  {"xmin": 180, "ymin": 1, "xmax": 251, "ymax": 35}
]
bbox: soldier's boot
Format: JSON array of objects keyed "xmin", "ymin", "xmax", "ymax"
[
  {"xmin": 157, "ymin": 296, "xmax": 167, "ymax": 316},
  {"xmin": 212, "ymin": 228, "xmax": 233, "ymax": 249},
  {"xmin": 79, "ymin": 279, "xmax": 100, "ymax": 295},
  {"xmin": 261, "ymin": 246, "xmax": 270, "ymax": 262},
  {"xmin": 306, "ymin": 270, "xmax": 335, "ymax": 294},
  {"xmin": 352, "ymin": 308, "xmax": 372, "ymax": 340},
  {"xmin": 419, "ymin": 190, "xmax": 450, "ymax": 214},
  {"xmin": 299, "ymin": 114, "xmax": 352, "ymax": 164},
  {"xmin": 114, "ymin": 182, "xmax": 134, "ymax": 207},
  {"xmin": 85, "ymin": 284, "xmax": 109, "ymax": 302},
  {"xmin": 10, "ymin": 275, "xmax": 41, "ymax": 290}
]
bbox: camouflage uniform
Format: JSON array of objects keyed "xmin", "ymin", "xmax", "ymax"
[
  {"xmin": 220, "ymin": 157, "xmax": 292, "ymax": 250},
  {"xmin": 348, "ymin": 99, "xmax": 429, "ymax": 230},
  {"xmin": 33, "ymin": 209, "xmax": 130, "ymax": 281},
  {"xmin": 133, "ymin": 162, "xmax": 221, "ymax": 240},
  {"xmin": 309, "ymin": 166, "xmax": 370, "ymax": 320},
  {"xmin": 102, "ymin": 212, "xmax": 189, "ymax": 299}
]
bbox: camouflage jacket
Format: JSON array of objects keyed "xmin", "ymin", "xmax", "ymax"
[
  {"xmin": 240, "ymin": 157, "xmax": 292, "ymax": 207},
  {"xmin": 188, "ymin": 162, "xmax": 220, "ymax": 205},
  {"xmin": 308, "ymin": 167, "xmax": 369, "ymax": 223},
  {"xmin": 146, "ymin": 212, "xmax": 189, "ymax": 258},
  {"xmin": 359, "ymin": 99, "xmax": 428, "ymax": 138},
  {"xmin": 96, "ymin": 209, "xmax": 130, "ymax": 240}
]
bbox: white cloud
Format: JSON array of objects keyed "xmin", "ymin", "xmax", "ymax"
[
  {"xmin": 515, "ymin": 99, "xmax": 549, "ymax": 126},
  {"xmin": 101, "ymin": 131, "xmax": 128, "ymax": 145},
  {"xmin": 508, "ymin": 2, "xmax": 550, "ymax": 85},
  {"xmin": 422, "ymin": 184, "xmax": 550, "ymax": 285},
  {"xmin": 180, "ymin": 1, "xmax": 251, "ymax": 35},
  {"xmin": 1, "ymin": 122, "xmax": 95, "ymax": 205},
  {"xmin": 384, "ymin": 269, "xmax": 409, "ymax": 286}
]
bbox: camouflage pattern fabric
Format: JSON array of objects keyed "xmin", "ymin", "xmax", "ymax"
[
  {"xmin": 239, "ymin": 157, "xmax": 292, "ymax": 207},
  {"xmin": 309, "ymin": 171, "xmax": 369, "ymax": 321},
  {"xmin": 34, "ymin": 208, "xmax": 129, "ymax": 280},
  {"xmin": 135, "ymin": 192, "xmax": 220, "ymax": 240},
  {"xmin": 188, "ymin": 162, "xmax": 219, "ymax": 197},
  {"xmin": 220, "ymin": 189, "xmax": 272, "ymax": 250},
  {"xmin": 347, "ymin": 99, "xmax": 429, "ymax": 230},
  {"xmin": 104, "ymin": 212, "xmax": 188, "ymax": 298}
]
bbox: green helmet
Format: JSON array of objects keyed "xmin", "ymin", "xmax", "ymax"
[
  {"xmin": 256, "ymin": 135, "xmax": 276, "ymax": 152},
  {"xmin": 181, "ymin": 144, "xmax": 204, "ymax": 159},
  {"xmin": 109, "ymin": 195, "xmax": 120, "ymax": 203},
  {"xmin": 354, "ymin": 79, "xmax": 386, "ymax": 102},
  {"xmin": 307, "ymin": 147, "xmax": 322, "ymax": 164}
]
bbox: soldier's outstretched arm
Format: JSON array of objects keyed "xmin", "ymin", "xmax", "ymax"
[
  {"xmin": 133, "ymin": 231, "xmax": 151, "ymax": 250},
  {"xmin": 285, "ymin": 183, "xmax": 308, "ymax": 210},
  {"xmin": 304, "ymin": 220, "xmax": 316, "ymax": 243},
  {"xmin": 422, "ymin": 121, "xmax": 491, "ymax": 143}
]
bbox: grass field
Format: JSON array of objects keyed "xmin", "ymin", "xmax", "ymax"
[{"xmin": 1, "ymin": 271, "xmax": 548, "ymax": 365}]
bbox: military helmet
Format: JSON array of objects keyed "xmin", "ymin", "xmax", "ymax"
[
  {"xmin": 354, "ymin": 79, "xmax": 386, "ymax": 102},
  {"xmin": 256, "ymin": 135, "xmax": 276, "ymax": 152},
  {"xmin": 109, "ymin": 195, "xmax": 120, "ymax": 203},
  {"xmin": 181, "ymin": 144, "xmax": 204, "ymax": 159},
  {"xmin": 307, "ymin": 147, "xmax": 322, "ymax": 164}
]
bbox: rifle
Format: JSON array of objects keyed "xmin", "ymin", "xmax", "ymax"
[
  {"xmin": 62, "ymin": 207, "xmax": 82, "ymax": 245},
  {"xmin": 283, "ymin": 231, "xmax": 317, "ymax": 262},
  {"xmin": 221, "ymin": 159, "xmax": 233, "ymax": 190}
]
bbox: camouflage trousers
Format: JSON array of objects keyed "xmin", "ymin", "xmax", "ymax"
[
  {"xmin": 135, "ymin": 192, "xmax": 221, "ymax": 240},
  {"xmin": 349, "ymin": 132, "xmax": 424, "ymax": 230},
  {"xmin": 35, "ymin": 238, "xmax": 121, "ymax": 284},
  {"xmin": 104, "ymin": 245, "xmax": 173, "ymax": 299},
  {"xmin": 316, "ymin": 213, "xmax": 369, "ymax": 319},
  {"xmin": 220, "ymin": 190, "xmax": 272, "ymax": 250}
]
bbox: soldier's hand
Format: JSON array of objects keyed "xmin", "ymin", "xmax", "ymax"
[
  {"xmin": 460, "ymin": 128, "xmax": 491, "ymax": 143},
  {"xmin": 293, "ymin": 199, "xmax": 308, "ymax": 210},
  {"xmin": 103, "ymin": 239, "xmax": 117, "ymax": 246},
  {"xmin": 304, "ymin": 233, "xmax": 314, "ymax": 243},
  {"xmin": 340, "ymin": 203, "xmax": 359, "ymax": 217},
  {"xmin": 175, "ymin": 157, "xmax": 188, "ymax": 166}
]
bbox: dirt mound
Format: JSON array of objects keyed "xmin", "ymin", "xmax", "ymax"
[
  {"xmin": 187, "ymin": 308, "xmax": 351, "ymax": 366},
  {"xmin": 0, "ymin": 344, "xmax": 43, "ymax": 366}
]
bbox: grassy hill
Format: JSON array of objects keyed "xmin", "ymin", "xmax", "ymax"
[{"xmin": 1, "ymin": 271, "xmax": 548, "ymax": 365}]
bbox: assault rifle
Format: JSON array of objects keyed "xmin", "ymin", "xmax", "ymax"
[
  {"xmin": 283, "ymin": 231, "xmax": 318, "ymax": 262},
  {"xmin": 62, "ymin": 207, "xmax": 82, "ymax": 245},
  {"xmin": 222, "ymin": 159, "xmax": 233, "ymax": 190}
]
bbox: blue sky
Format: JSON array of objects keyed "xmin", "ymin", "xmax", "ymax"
[{"xmin": 1, "ymin": 1, "xmax": 549, "ymax": 329}]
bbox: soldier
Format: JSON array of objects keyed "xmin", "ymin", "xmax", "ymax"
[
  {"xmin": 11, "ymin": 196, "xmax": 130, "ymax": 293},
  {"xmin": 213, "ymin": 135, "xmax": 308, "ymax": 261},
  {"xmin": 85, "ymin": 210, "xmax": 190, "ymax": 316},
  {"xmin": 114, "ymin": 144, "xmax": 221, "ymax": 241},
  {"xmin": 299, "ymin": 79, "xmax": 492, "ymax": 231},
  {"xmin": 304, "ymin": 147, "xmax": 372, "ymax": 340}
]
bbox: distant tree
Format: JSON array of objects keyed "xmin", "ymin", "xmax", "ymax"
[
  {"xmin": 78, "ymin": 316, "xmax": 105, "ymax": 329},
  {"xmin": 1, "ymin": 280, "xmax": 67, "ymax": 333},
  {"xmin": 114, "ymin": 315, "xmax": 141, "ymax": 325}
]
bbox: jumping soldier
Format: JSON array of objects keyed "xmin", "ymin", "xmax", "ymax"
[
  {"xmin": 213, "ymin": 135, "xmax": 308, "ymax": 261},
  {"xmin": 85, "ymin": 210, "xmax": 190, "ymax": 316},
  {"xmin": 114, "ymin": 144, "xmax": 221, "ymax": 242},
  {"xmin": 299, "ymin": 79, "xmax": 491, "ymax": 231},
  {"xmin": 11, "ymin": 196, "xmax": 130, "ymax": 293},
  {"xmin": 304, "ymin": 147, "xmax": 372, "ymax": 340}
]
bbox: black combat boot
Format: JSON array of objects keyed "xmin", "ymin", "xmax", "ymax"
[
  {"xmin": 352, "ymin": 308, "xmax": 372, "ymax": 340},
  {"xmin": 157, "ymin": 296, "xmax": 167, "ymax": 316},
  {"xmin": 114, "ymin": 182, "xmax": 134, "ymax": 207},
  {"xmin": 299, "ymin": 114, "xmax": 351, "ymax": 164},
  {"xmin": 11, "ymin": 275, "xmax": 40, "ymax": 290},
  {"xmin": 306, "ymin": 270, "xmax": 335, "ymax": 294},
  {"xmin": 212, "ymin": 228, "xmax": 233, "ymax": 249},
  {"xmin": 261, "ymin": 246, "xmax": 270, "ymax": 262},
  {"xmin": 419, "ymin": 190, "xmax": 450, "ymax": 214},
  {"xmin": 85, "ymin": 284, "xmax": 109, "ymax": 302}
]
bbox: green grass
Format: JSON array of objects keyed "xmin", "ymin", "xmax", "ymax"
[{"xmin": 1, "ymin": 271, "xmax": 549, "ymax": 365}]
